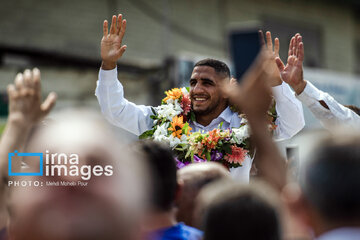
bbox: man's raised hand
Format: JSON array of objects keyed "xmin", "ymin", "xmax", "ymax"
[
  {"xmin": 7, "ymin": 68, "xmax": 56, "ymax": 126},
  {"xmin": 259, "ymin": 30, "xmax": 283, "ymax": 87},
  {"xmin": 101, "ymin": 14, "xmax": 127, "ymax": 70},
  {"xmin": 275, "ymin": 33, "xmax": 307, "ymax": 95}
]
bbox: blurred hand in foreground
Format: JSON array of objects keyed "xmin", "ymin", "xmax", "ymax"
[
  {"xmin": 7, "ymin": 68, "xmax": 56, "ymax": 126},
  {"xmin": 222, "ymin": 50, "xmax": 287, "ymax": 191},
  {"xmin": 224, "ymin": 50, "xmax": 274, "ymax": 119},
  {"xmin": 0, "ymin": 68, "xmax": 56, "ymax": 230}
]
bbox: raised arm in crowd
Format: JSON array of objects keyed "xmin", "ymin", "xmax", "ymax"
[{"xmin": 275, "ymin": 33, "xmax": 360, "ymax": 130}]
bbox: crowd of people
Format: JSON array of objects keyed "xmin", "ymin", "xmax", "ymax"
[{"xmin": 0, "ymin": 13, "xmax": 359, "ymax": 240}]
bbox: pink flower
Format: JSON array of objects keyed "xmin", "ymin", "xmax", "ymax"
[
  {"xmin": 181, "ymin": 94, "xmax": 191, "ymax": 116},
  {"xmin": 224, "ymin": 145, "xmax": 248, "ymax": 165}
]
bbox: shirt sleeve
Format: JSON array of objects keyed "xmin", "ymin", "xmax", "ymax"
[
  {"xmin": 95, "ymin": 68, "xmax": 154, "ymax": 136},
  {"xmin": 296, "ymin": 81, "xmax": 360, "ymax": 130},
  {"xmin": 272, "ymin": 82, "xmax": 305, "ymax": 141}
]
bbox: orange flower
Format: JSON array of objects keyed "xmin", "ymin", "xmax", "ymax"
[
  {"xmin": 202, "ymin": 129, "xmax": 221, "ymax": 149},
  {"xmin": 268, "ymin": 123, "xmax": 277, "ymax": 131},
  {"xmin": 163, "ymin": 88, "xmax": 183, "ymax": 102},
  {"xmin": 168, "ymin": 116, "xmax": 185, "ymax": 138}
]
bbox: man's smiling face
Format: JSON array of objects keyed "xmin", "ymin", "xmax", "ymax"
[{"xmin": 189, "ymin": 66, "xmax": 228, "ymax": 117}]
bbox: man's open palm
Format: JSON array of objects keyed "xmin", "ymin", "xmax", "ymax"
[
  {"xmin": 275, "ymin": 34, "xmax": 306, "ymax": 94},
  {"xmin": 101, "ymin": 14, "xmax": 127, "ymax": 64}
]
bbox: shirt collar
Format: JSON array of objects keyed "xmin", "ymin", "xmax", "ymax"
[
  {"xmin": 216, "ymin": 106, "xmax": 233, "ymax": 123},
  {"xmin": 192, "ymin": 106, "xmax": 233, "ymax": 128}
]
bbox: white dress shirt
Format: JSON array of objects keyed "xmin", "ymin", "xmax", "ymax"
[
  {"xmin": 95, "ymin": 68, "xmax": 305, "ymax": 182},
  {"xmin": 297, "ymin": 81, "xmax": 360, "ymax": 130},
  {"xmin": 316, "ymin": 227, "xmax": 360, "ymax": 240}
]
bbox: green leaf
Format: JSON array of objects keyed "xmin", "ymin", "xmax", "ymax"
[
  {"xmin": 205, "ymin": 151, "xmax": 211, "ymax": 161},
  {"xmin": 185, "ymin": 148, "xmax": 192, "ymax": 159},
  {"xmin": 223, "ymin": 143, "xmax": 232, "ymax": 154},
  {"xmin": 219, "ymin": 121, "xmax": 223, "ymax": 128},
  {"xmin": 175, "ymin": 143, "xmax": 188, "ymax": 151},
  {"xmin": 182, "ymin": 122, "xmax": 190, "ymax": 134},
  {"xmin": 139, "ymin": 129, "xmax": 155, "ymax": 139},
  {"xmin": 190, "ymin": 111, "xmax": 196, "ymax": 122},
  {"xmin": 151, "ymin": 107, "xmax": 157, "ymax": 115},
  {"xmin": 233, "ymin": 136, "xmax": 240, "ymax": 145}
]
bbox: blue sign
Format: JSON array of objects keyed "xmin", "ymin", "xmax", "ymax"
[{"xmin": 8, "ymin": 150, "xmax": 43, "ymax": 176}]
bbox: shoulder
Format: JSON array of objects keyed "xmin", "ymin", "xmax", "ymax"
[{"xmin": 178, "ymin": 223, "xmax": 203, "ymax": 239}]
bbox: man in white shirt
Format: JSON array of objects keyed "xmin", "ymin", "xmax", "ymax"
[
  {"xmin": 95, "ymin": 14, "xmax": 305, "ymax": 182},
  {"xmin": 275, "ymin": 33, "xmax": 360, "ymax": 130}
]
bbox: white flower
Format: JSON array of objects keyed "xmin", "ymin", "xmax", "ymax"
[
  {"xmin": 165, "ymin": 98, "xmax": 174, "ymax": 104},
  {"xmin": 240, "ymin": 118, "xmax": 248, "ymax": 125},
  {"xmin": 156, "ymin": 102, "xmax": 182, "ymax": 121},
  {"xmin": 180, "ymin": 134, "xmax": 188, "ymax": 145},
  {"xmin": 168, "ymin": 134, "xmax": 181, "ymax": 148},
  {"xmin": 181, "ymin": 87, "xmax": 189, "ymax": 94},
  {"xmin": 153, "ymin": 123, "xmax": 170, "ymax": 143},
  {"xmin": 173, "ymin": 99, "xmax": 183, "ymax": 113},
  {"xmin": 232, "ymin": 126, "xmax": 250, "ymax": 143}
]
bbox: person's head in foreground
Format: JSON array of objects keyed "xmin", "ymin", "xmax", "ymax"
[
  {"xmin": 196, "ymin": 180, "xmax": 282, "ymax": 240},
  {"xmin": 176, "ymin": 162, "xmax": 231, "ymax": 227},
  {"xmin": 7, "ymin": 110, "xmax": 149, "ymax": 240},
  {"xmin": 284, "ymin": 130, "xmax": 360, "ymax": 238},
  {"xmin": 134, "ymin": 140, "xmax": 203, "ymax": 240}
]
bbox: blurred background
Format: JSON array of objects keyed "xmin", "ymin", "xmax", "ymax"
[{"xmin": 0, "ymin": 0, "xmax": 359, "ymax": 149}]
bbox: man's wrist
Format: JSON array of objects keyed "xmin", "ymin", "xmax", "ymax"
[
  {"xmin": 101, "ymin": 61, "xmax": 117, "ymax": 70},
  {"xmin": 292, "ymin": 80, "xmax": 307, "ymax": 95},
  {"xmin": 246, "ymin": 113, "xmax": 269, "ymax": 127},
  {"xmin": 8, "ymin": 113, "xmax": 34, "ymax": 129}
]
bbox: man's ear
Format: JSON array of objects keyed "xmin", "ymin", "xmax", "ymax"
[{"xmin": 281, "ymin": 183, "xmax": 313, "ymax": 228}]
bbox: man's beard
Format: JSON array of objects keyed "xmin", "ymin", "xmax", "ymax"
[{"xmin": 191, "ymin": 98, "xmax": 223, "ymax": 116}]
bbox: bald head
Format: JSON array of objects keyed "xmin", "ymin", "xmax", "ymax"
[{"xmin": 176, "ymin": 162, "xmax": 231, "ymax": 227}]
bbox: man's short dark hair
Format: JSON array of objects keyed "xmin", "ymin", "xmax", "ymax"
[
  {"xmin": 194, "ymin": 58, "xmax": 230, "ymax": 79},
  {"xmin": 201, "ymin": 181, "xmax": 281, "ymax": 240},
  {"xmin": 301, "ymin": 134, "xmax": 360, "ymax": 223},
  {"xmin": 135, "ymin": 140, "xmax": 177, "ymax": 211}
]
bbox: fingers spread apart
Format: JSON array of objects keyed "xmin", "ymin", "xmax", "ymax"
[
  {"xmin": 103, "ymin": 20, "xmax": 108, "ymax": 37},
  {"xmin": 15, "ymin": 73, "xmax": 24, "ymax": 90},
  {"xmin": 41, "ymin": 92, "xmax": 57, "ymax": 115}
]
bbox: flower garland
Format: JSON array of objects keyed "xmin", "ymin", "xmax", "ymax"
[{"xmin": 139, "ymin": 87, "xmax": 277, "ymax": 169}]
